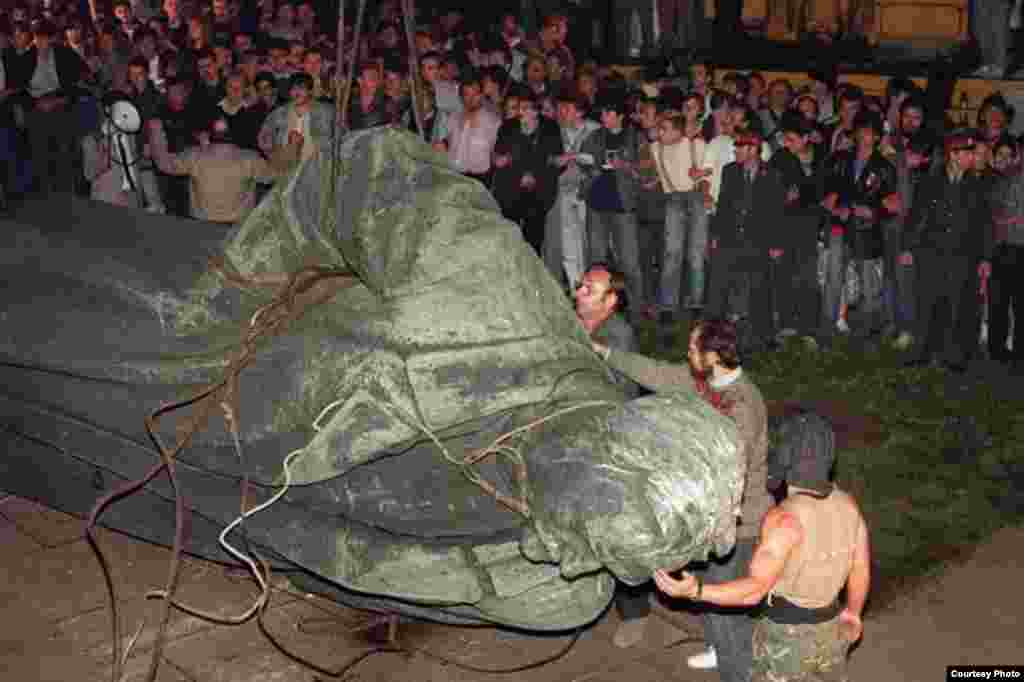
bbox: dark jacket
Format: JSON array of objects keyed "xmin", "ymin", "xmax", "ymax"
[
  {"xmin": 580, "ymin": 125, "xmax": 641, "ymax": 212},
  {"xmin": 770, "ymin": 147, "xmax": 828, "ymax": 246},
  {"xmin": 903, "ymin": 169, "xmax": 994, "ymax": 260},
  {"xmin": 711, "ymin": 161, "xmax": 786, "ymax": 252},
  {"xmin": 492, "ymin": 117, "xmax": 563, "ymax": 215},
  {"xmin": 346, "ymin": 88, "xmax": 391, "ymax": 131},
  {"xmin": 825, "ymin": 149, "xmax": 899, "ymax": 260},
  {"xmin": 5, "ymin": 45, "xmax": 87, "ymax": 98}
]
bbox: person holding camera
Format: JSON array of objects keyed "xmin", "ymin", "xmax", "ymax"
[{"xmin": 580, "ymin": 92, "xmax": 646, "ymax": 318}]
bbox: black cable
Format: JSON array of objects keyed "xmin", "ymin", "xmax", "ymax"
[{"xmin": 278, "ymin": 608, "xmax": 585, "ymax": 678}]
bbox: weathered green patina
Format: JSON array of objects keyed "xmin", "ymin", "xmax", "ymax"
[
  {"xmin": 0, "ymin": 127, "xmax": 744, "ymax": 630},
  {"xmin": 161, "ymin": 127, "xmax": 747, "ymax": 628}
]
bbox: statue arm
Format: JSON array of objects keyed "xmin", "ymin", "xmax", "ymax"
[{"xmin": 604, "ymin": 348, "xmax": 696, "ymax": 394}]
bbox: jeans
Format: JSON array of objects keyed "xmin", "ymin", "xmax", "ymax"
[
  {"xmin": 883, "ymin": 220, "xmax": 915, "ymax": 332},
  {"xmin": 613, "ymin": 0, "xmax": 656, "ymax": 56},
  {"xmin": 988, "ymin": 243, "xmax": 1024, "ymax": 363},
  {"xmin": 913, "ymin": 250, "xmax": 977, "ymax": 366},
  {"xmin": 707, "ymin": 246, "xmax": 773, "ymax": 347},
  {"xmin": 588, "ymin": 208, "xmax": 645, "ymax": 307},
  {"xmin": 700, "ymin": 538, "xmax": 756, "ymax": 682},
  {"xmin": 544, "ymin": 190, "xmax": 589, "ymax": 288},
  {"xmin": 846, "ymin": 257, "xmax": 886, "ymax": 332},
  {"xmin": 974, "ymin": 0, "xmax": 1010, "ymax": 68},
  {"xmin": 775, "ymin": 242, "xmax": 820, "ymax": 334},
  {"xmin": 661, "ymin": 191, "xmax": 708, "ymax": 311},
  {"xmin": 0, "ymin": 125, "xmax": 32, "ymax": 194},
  {"xmin": 819, "ymin": 231, "xmax": 846, "ymax": 335},
  {"xmin": 616, "ymin": 581, "xmax": 652, "ymax": 621}
]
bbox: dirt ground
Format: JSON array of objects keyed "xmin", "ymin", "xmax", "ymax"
[{"xmin": 1, "ymin": 490, "xmax": 1021, "ymax": 682}]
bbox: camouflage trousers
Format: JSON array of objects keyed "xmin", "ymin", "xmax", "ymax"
[{"xmin": 750, "ymin": 613, "xmax": 851, "ymax": 682}]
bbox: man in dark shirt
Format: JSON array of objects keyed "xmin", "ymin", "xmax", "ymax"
[
  {"xmin": 153, "ymin": 77, "xmax": 205, "ymax": 216},
  {"xmin": 823, "ymin": 111, "xmax": 900, "ymax": 336},
  {"xmin": 903, "ymin": 131, "xmax": 994, "ymax": 371},
  {"xmin": 708, "ymin": 131, "xmax": 787, "ymax": 353},
  {"xmin": 491, "ymin": 93, "xmax": 562, "ymax": 255},
  {"xmin": 769, "ymin": 114, "xmax": 827, "ymax": 344},
  {"xmin": 12, "ymin": 20, "xmax": 88, "ymax": 194},
  {"xmin": 345, "ymin": 61, "xmax": 390, "ymax": 132},
  {"xmin": 581, "ymin": 93, "xmax": 645, "ymax": 320}
]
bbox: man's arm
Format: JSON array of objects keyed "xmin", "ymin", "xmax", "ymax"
[
  {"xmin": 654, "ymin": 507, "xmax": 802, "ymax": 607},
  {"xmin": 840, "ymin": 509, "xmax": 871, "ymax": 642},
  {"xmin": 81, "ymin": 134, "xmax": 109, "ymax": 182},
  {"xmin": 250, "ymin": 131, "xmax": 303, "ymax": 181},
  {"xmin": 594, "ymin": 345, "xmax": 697, "ymax": 393},
  {"xmin": 257, "ymin": 108, "xmax": 282, "ymax": 156},
  {"xmin": 147, "ymin": 119, "xmax": 193, "ymax": 176},
  {"xmin": 901, "ymin": 175, "xmax": 932, "ymax": 252}
]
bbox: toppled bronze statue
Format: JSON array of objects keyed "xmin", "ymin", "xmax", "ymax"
[{"xmin": 0, "ymin": 128, "xmax": 742, "ymax": 630}]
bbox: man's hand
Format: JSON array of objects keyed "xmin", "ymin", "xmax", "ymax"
[
  {"xmin": 554, "ymin": 152, "xmax": 576, "ymax": 167},
  {"xmin": 493, "ymin": 153, "xmax": 511, "ymax": 168},
  {"xmin": 653, "ymin": 569, "xmax": 701, "ymax": 600},
  {"xmin": 769, "ymin": 248, "xmax": 784, "ymax": 259},
  {"xmin": 287, "ymin": 130, "xmax": 305, "ymax": 147},
  {"xmin": 520, "ymin": 172, "xmax": 536, "ymax": 189},
  {"xmin": 707, "ymin": 238, "xmax": 718, "ymax": 254},
  {"xmin": 689, "ymin": 166, "xmax": 710, "ymax": 180},
  {"xmin": 852, "ymin": 204, "xmax": 874, "ymax": 220},
  {"xmin": 838, "ymin": 608, "xmax": 863, "ymax": 642},
  {"xmin": 591, "ymin": 341, "xmax": 610, "ymax": 360},
  {"xmin": 785, "ymin": 186, "xmax": 800, "ymax": 204},
  {"xmin": 822, "ymin": 192, "xmax": 838, "ymax": 212},
  {"xmin": 979, "ymin": 260, "xmax": 992, "ymax": 279},
  {"xmin": 35, "ymin": 95, "xmax": 68, "ymax": 113},
  {"xmin": 898, "ymin": 251, "xmax": 913, "ymax": 266}
]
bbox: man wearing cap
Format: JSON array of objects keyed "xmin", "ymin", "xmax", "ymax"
[
  {"xmin": 592, "ymin": 318, "xmax": 770, "ymax": 679},
  {"xmin": 707, "ymin": 130, "xmax": 787, "ymax": 353},
  {"xmin": 654, "ymin": 412, "xmax": 871, "ymax": 682},
  {"xmin": 902, "ymin": 130, "xmax": 994, "ymax": 371}
]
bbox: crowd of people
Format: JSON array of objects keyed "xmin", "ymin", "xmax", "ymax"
[
  {"xmin": 1, "ymin": 1, "xmax": 1017, "ymax": 370},
  {"xmin": 16, "ymin": 1, "xmax": 1013, "ymax": 679}
]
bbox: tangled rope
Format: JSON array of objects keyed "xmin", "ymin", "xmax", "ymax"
[
  {"xmin": 85, "ymin": 253, "xmax": 619, "ymax": 681},
  {"xmin": 86, "ymin": 261, "xmax": 356, "ymax": 682}
]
